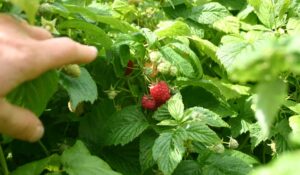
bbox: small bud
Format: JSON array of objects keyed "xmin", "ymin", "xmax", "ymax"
[
  {"xmin": 169, "ymin": 66, "xmax": 178, "ymax": 76},
  {"xmin": 157, "ymin": 61, "xmax": 171, "ymax": 74},
  {"xmin": 208, "ymin": 143, "xmax": 225, "ymax": 153},
  {"xmin": 105, "ymin": 86, "xmax": 120, "ymax": 100},
  {"xmin": 62, "ymin": 64, "xmax": 81, "ymax": 78},
  {"xmin": 39, "ymin": 3, "xmax": 52, "ymax": 14},
  {"xmin": 149, "ymin": 51, "xmax": 162, "ymax": 63},
  {"xmin": 41, "ymin": 17, "xmax": 59, "ymax": 34},
  {"xmin": 228, "ymin": 137, "xmax": 239, "ymax": 149}
]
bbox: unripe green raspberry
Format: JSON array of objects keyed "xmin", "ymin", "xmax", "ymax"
[
  {"xmin": 208, "ymin": 143, "xmax": 225, "ymax": 153},
  {"xmin": 62, "ymin": 64, "xmax": 81, "ymax": 78},
  {"xmin": 149, "ymin": 51, "xmax": 162, "ymax": 63},
  {"xmin": 39, "ymin": 3, "xmax": 53, "ymax": 14},
  {"xmin": 107, "ymin": 90, "xmax": 118, "ymax": 100},
  {"xmin": 228, "ymin": 137, "xmax": 239, "ymax": 149},
  {"xmin": 169, "ymin": 66, "xmax": 178, "ymax": 76},
  {"xmin": 104, "ymin": 86, "xmax": 120, "ymax": 100},
  {"xmin": 157, "ymin": 61, "xmax": 171, "ymax": 74}
]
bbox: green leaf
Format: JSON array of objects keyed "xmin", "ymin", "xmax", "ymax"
[
  {"xmin": 153, "ymin": 104, "xmax": 172, "ymax": 121},
  {"xmin": 63, "ymin": 5, "xmax": 136, "ymax": 32},
  {"xmin": 112, "ymin": 0, "xmax": 136, "ymax": 14},
  {"xmin": 283, "ymin": 100, "xmax": 300, "ymax": 114},
  {"xmin": 287, "ymin": 18, "xmax": 300, "ymax": 34},
  {"xmin": 202, "ymin": 152, "xmax": 252, "ymax": 175},
  {"xmin": 253, "ymin": 79, "xmax": 287, "ymax": 137},
  {"xmin": 274, "ymin": 134, "xmax": 291, "ymax": 154},
  {"xmin": 173, "ymin": 160, "xmax": 202, "ymax": 175},
  {"xmin": 102, "ymin": 141, "xmax": 141, "ymax": 175},
  {"xmin": 170, "ymin": 42, "xmax": 203, "ymax": 78},
  {"xmin": 152, "ymin": 128, "xmax": 187, "ymax": 175},
  {"xmin": 79, "ymin": 100, "xmax": 115, "ymax": 148},
  {"xmin": 217, "ymin": 32, "xmax": 283, "ymax": 82},
  {"xmin": 61, "ymin": 140, "xmax": 121, "ymax": 175},
  {"xmin": 184, "ymin": 107, "xmax": 229, "ymax": 128},
  {"xmin": 180, "ymin": 86, "xmax": 236, "ymax": 117},
  {"xmin": 228, "ymin": 98, "xmax": 253, "ymax": 137},
  {"xmin": 185, "ymin": 20, "xmax": 205, "ymax": 38},
  {"xmin": 217, "ymin": 0, "xmax": 247, "ymax": 10},
  {"xmin": 141, "ymin": 28, "xmax": 158, "ymax": 47},
  {"xmin": 230, "ymin": 119, "xmax": 252, "ymax": 137},
  {"xmin": 176, "ymin": 79, "xmax": 223, "ymax": 100},
  {"xmin": 189, "ymin": 36, "xmax": 220, "ymax": 65},
  {"xmin": 184, "ymin": 121, "xmax": 221, "ymax": 145},
  {"xmin": 237, "ymin": 4, "xmax": 254, "ymax": 20},
  {"xmin": 212, "ymin": 16, "xmax": 240, "ymax": 34},
  {"xmin": 250, "ymin": 150, "xmax": 300, "ymax": 175},
  {"xmin": 139, "ymin": 131, "xmax": 157, "ymax": 172},
  {"xmin": 168, "ymin": 93, "xmax": 184, "ymax": 121},
  {"xmin": 223, "ymin": 149, "xmax": 260, "ymax": 165},
  {"xmin": 216, "ymin": 34, "xmax": 262, "ymax": 74},
  {"xmin": 248, "ymin": 0, "xmax": 290, "ymax": 28},
  {"xmin": 59, "ymin": 68, "xmax": 97, "ymax": 110},
  {"xmin": 289, "ymin": 115, "xmax": 300, "ymax": 144},
  {"xmin": 39, "ymin": 2, "xmax": 70, "ymax": 17},
  {"xmin": 162, "ymin": 0, "xmax": 185, "ymax": 7},
  {"xmin": 207, "ymin": 77, "xmax": 250, "ymax": 100},
  {"xmin": 9, "ymin": 0, "xmax": 39, "ymax": 24},
  {"xmin": 189, "ymin": 2, "xmax": 230, "ymax": 25},
  {"xmin": 157, "ymin": 119, "xmax": 179, "ymax": 126},
  {"xmin": 155, "ymin": 20, "xmax": 191, "ymax": 38},
  {"xmin": 118, "ymin": 44, "xmax": 131, "ymax": 67},
  {"xmin": 105, "ymin": 105, "xmax": 149, "ymax": 146},
  {"xmin": 58, "ymin": 20, "xmax": 112, "ymax": 49},
  {"xmin": 11, "ymin": 154, "xmax": 60, "ymax": 175},
  {"xmin": 249, "ymin": 123, "xmax": 268, "ymax": 149},
  {"xmin": 7, "ymin": 71, "xmax": 58, "ymax": 116},
  {"xmin": 160, "ymin": 46, "xmax": 195, "ymax": 78}
]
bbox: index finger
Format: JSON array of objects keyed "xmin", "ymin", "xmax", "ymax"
[{"xmin": 34, "ymin": 37, "xmax": 98, "ymax": 70}]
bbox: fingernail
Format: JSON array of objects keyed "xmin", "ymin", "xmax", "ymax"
[
  {"xmin": 29, "ymin": 125, "xmax": 44, "ymax": 142},
  {"xmin": 88, "ymin": 46, "xmax": 98, "ymax": 55}
]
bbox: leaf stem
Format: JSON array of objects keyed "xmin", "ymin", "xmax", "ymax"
[
  {"xmin": 262, "ymin": 142, "xmax": 266, "ymax": 164},
  {"xmin": 0, "ymin": 144, "xmax": 9, "ymax": 175},
  {"xmin": 238, "ymin": 134, "xmax": 250, "ymax": 150},
  {"xmin": 38, "ymin": 140, "xmax": 50, "ymax": 156}
]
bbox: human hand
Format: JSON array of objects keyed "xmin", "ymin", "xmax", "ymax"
[{"xmin": 0, "ymin": 14, "xmax": 98, "ymax": 142}]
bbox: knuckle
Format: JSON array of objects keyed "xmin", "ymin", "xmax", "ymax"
[
  {"xmin": 55, "ymin": 37, "xmax": 78, "ymax": 57},
  {"xmin": 0, "ymin": 14, "xmax": 14, "ymax": 23},
  {"xmin": 61, "ymin": 37, "xmax": 77, "ymax": 49}
]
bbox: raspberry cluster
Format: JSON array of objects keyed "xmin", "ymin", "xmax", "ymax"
[{"xmin": 142, "ymin": 81, "xmax": 171, "ymax": 110}]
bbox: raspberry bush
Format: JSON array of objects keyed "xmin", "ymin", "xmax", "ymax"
[{"xmin": 2, "ymin": 0, "xmax": 300, "ymax": 175}]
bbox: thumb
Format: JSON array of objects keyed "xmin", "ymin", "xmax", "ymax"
[{"xmin": 0, "ymin": 99, "xmax": 44, "ymax": 142}]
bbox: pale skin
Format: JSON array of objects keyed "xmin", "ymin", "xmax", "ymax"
[{"xmin": 0, "ymin": 15, "xmax": 98, "ymax": 142}]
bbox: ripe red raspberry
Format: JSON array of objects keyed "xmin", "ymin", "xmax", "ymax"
[
  {"xmin": 142, "ymin": 95, "xmax": 156, "ymax": 110},
  {"xmin": 125, "ymin": 60, "xmax": 134, "ymax": 76},
  {"xmin": 149, "ymin": 81, "xmax": 171, "ymax": 105}
]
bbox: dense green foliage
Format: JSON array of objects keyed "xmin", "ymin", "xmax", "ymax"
[{"xmin": 2, "ymin": 0, "xmax": 300, "ymax": 174}]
